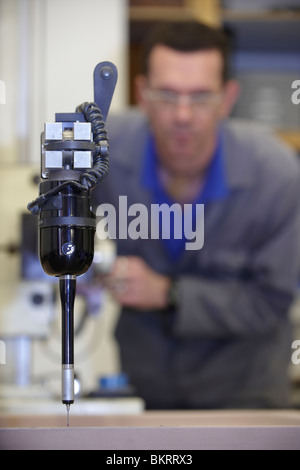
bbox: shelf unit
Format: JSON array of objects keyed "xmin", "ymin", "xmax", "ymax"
[
  {"xmin": 129, "ymin": 1, "xmax": 300, "ymax": 24},
  {"xmin": 130, "ymin": 0, "xmax": 221, "ymax": 25},
  {"xmin": 129, "ymin": 1, "xmax": 300, "ymax": 151}
]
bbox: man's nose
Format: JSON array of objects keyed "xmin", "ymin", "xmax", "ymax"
[{"xmin": 173, "ymin": 95, "xmax": 194, "ymax": 122}]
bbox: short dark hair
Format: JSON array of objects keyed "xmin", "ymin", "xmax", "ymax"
[{"xmin": 141, "ymin": 21, "xmax": 231, "ymax": 83}]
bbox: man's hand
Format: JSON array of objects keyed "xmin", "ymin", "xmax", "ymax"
[{"xmin": 103, "ymin": 256, "xmax": 171, "ymax": 310}]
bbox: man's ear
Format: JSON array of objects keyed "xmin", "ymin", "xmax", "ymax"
[
  {"xmin": 219, "ymin": 79, "xmax": 241, "ymax": 118},
  {"xmin": 134, "ymin": 74, "xmax": 149, "ymax": 112}
]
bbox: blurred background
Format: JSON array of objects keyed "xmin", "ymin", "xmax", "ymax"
[{"xmin": 0, "ymin": 0, "xmax": 300, "ymax": 413}]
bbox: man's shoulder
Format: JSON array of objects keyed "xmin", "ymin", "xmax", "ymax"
[
  {"xmin": 106, "ymin": 109, "xmax": 148, "ymax": 167},
  {"xmin": 107, "ymin": 109, "xmax": 147, "ymax": 140},
  {"xmin": 223, "ymin": 119, "xmax": 298, "ymax": 163},
  {"xmin": 107, "ymin": 108, "xmax": 147, "ymax": 130},
  {"xmin": 222, "ymin": 118, "xmax": 300, "ymax": 186}
]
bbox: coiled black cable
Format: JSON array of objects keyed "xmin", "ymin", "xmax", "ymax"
[
  {"xmin": 76, "ymin": 101, "xmax": 109, "ymax": 190},
  {"xmin": 28, "ymin": 102, "xmax": 109, "ymax": 215}
]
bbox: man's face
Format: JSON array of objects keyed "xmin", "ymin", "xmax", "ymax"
[{"xmin": 136, "ymin": 45, "xmax": 238, "ymax": 177}]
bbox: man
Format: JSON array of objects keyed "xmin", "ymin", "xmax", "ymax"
[{"xmin": 93, "ymin": 21, "xmax": 300, "ymax": 409}]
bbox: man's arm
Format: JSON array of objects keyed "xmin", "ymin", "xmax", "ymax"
[
  {"xmin": 105, "ymin": 172, "xmax": 300, "ymax": 338},
  {"xmin": 174, "ymin": 173, "xmax": 300, "ymax": 338}
]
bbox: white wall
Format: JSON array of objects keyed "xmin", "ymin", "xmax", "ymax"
[
  {"xmin": 0, "ymin": 0, "xmax": 128, "ymax": 164},
  {"xmin": 44, "ymin": 0, "xmax": 128, "ymax": 123},
  {"xmin": 0, "ymin": 0, "xmax": 128, "ymax": 397}
]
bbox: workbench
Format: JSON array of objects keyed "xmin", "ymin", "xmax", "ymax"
[{"xmin": 1, "ymin": 408, "xmax": 300, "ymax": 450}]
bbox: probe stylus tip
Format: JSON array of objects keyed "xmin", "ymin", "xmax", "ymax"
[{"xmin": 66, "ymin": 404, "xmax": 70, "ymax": 427}]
